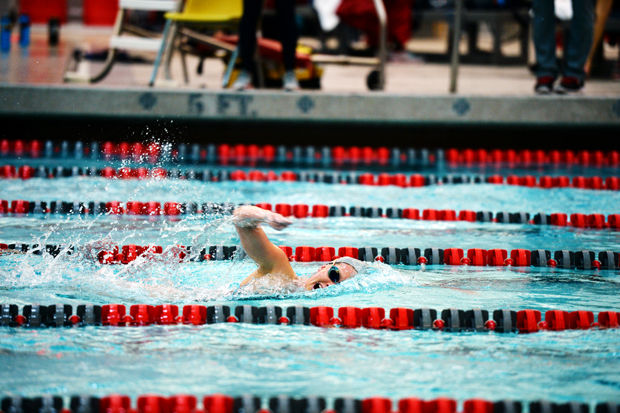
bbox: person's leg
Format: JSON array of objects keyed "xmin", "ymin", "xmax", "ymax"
[
  {"xmin": 275, "ymin": 0, "xmax": 298, "ymax": 89},
  {"xmin": 563, "ymin": 0, "xmax": 595, "ymax": 80},
  {"xmin": 237, "ymin": 0, "xmax": 263, "ymax": 78},
  {"xmin": 532, "ymin": 0, "xmax": 559, "ymax": 78},
  {"xmin": 387, "ymin": 0, "xmax": 412, "ymax": 51},
  {"xmin": 274, "ymin": 0, "xmax": 298, "ymax": 71},
  {"xmin": 385, "ymin": 0, "xmax": 425, "ymax": 62}
]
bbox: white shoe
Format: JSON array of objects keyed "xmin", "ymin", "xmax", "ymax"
[
  {"xmin": 232, "ymin": 70, "xmax": 252, "ymax": 91},
  {"xmin": 283, "ymin": 70, "xmax": 299, "ymax": 91}
]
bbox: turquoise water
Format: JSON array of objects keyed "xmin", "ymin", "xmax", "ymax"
[{"xmin": 0, "ymin": 164, "xmax": 619, "ymax": 403}]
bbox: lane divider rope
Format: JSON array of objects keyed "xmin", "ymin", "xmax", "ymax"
[
  {"xmin": 1, "ymin": 243, "xmax": 618, "ymax": 271},
  {"xmin": 1, "ymin": 395, "xmax": 618, "ymax": 413},
  {"xmin": 1, "ymin": 165, "xmax": 619, "ymax": 191},
  {"xmin": 1, "ymin": 303, "xmax": 619, "ymax": 332},
  {"xmin": 1, "ymin": 200, "xmax": 618, "ymax": 230},
  {"xmin": 1, "ymin": 139, "xmax": 619, "ymax": 168}
]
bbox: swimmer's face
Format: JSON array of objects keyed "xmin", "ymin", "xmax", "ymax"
[{"xmin": 304, "ymin": 262, "xmax": 357, "ymax": 290}]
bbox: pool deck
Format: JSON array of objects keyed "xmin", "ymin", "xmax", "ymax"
[{"xmin": 0, "ymin": 23, "xmax": 619, "ymax": 143}]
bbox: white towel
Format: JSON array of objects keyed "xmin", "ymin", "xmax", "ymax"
[
  {"xmin": 313, "ymin": 0, "xmax": 341, "ymax": 32},
  {"xmin": 555, "ymin": 0, "xmax": 573, "ymax": 21}
]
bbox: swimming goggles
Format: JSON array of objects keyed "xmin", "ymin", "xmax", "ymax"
[{"xmin": 328, "ymin": 265, "xmax": 341, "ymax": 283}]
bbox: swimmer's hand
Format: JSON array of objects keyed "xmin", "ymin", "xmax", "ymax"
[
  {"xmin": 266, "ymin": 213, "xmax": 292, "ymax": 230},
  {"xmin": 233, "ymin": 205, "xmax": 292, "ymax": 231}
]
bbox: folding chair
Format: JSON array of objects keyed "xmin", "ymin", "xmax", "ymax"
[
  {"xmin": 310, "ymin": 0, "xmax": 387, "ymax": 90},
  {"xmin": 64, "ymin": 0, "xmax": 179, "ymax": 84},
  {"xmin": 154, "ymin": 0, "xmax": 243, "ymax": 85}
]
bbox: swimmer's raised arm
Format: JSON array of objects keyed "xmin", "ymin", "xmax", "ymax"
[
  {"xmin": 232, "ymin": 205, "xmax": 292, "ymax": 230},
  {"xmin": 233, "ymin": 206, "xmax": 297, "ymax": 284}
]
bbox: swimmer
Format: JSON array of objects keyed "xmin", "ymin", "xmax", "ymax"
[{"xmin": 233, "ymin": 205, "xmax": 364, "ymax": 290}]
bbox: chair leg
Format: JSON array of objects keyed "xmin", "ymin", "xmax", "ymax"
[
  {"xmin": 371, "ymin": 0, "xmax": 387, "ymax": 90},
  {"xmin": 88, "ymin": 49, "xmax": 118, "ymax": 83},
  {"xmin": 255, "ymin": 28, "xmax": 265, "ymax": 88},
  {"xmin": 181, "ymin": 50, "xmax": 189, "ymax": 84},
  {"xmin": 449, "ymin": 0, "xmax": 464, "ymax": 93},
  {"xmin": 490, "ymin": 19, "xmax": 502, "ymax": 65},
  {"xmin": 520, "ymin": 17, "xmax": 530, "ymax": 64},
  {"xmin": 149, "ymin": 19, "xmax": 172, "ymax": 87},
  {"xmin": 163, "ymin": 22, "xmax": 179, "ymax": 81},
  {"xmin": 222, "ymin": 46, "xmax": 239, "ymax": 88},
  {"xmin": 256, "ymin": 53, "xmax": 265, "ymax": 88},
  {"xmin": 88, "ymin": 8, "xmax": 125, "ymax": 83}
]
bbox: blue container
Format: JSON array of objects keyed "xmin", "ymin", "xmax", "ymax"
[
  {"xmin": 1, "ymin": 16, "xmax": 11, "ymax": 52},
  {"xmin": 19, "ymin": 15, "xmax": 30, "ymax": 47}
]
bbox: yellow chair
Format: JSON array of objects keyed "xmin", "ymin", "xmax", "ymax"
[
  {"xmin": 154, "ymin": 0, "xmax": 243, "ymax": 85},
  {"xmin": 165, "ymin": 0, "xmax": 242, "ymax": 23}
]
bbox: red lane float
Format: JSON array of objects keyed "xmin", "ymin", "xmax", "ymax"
[
  {"xmin": 466, "ymin": 249, "xmax": 487, "ymax": 266},
  {"xmin": 316, "ymin": 247, "xmax": 335, "ymax": 261},
  {"xmin": 445, "ymin": 147, "xmax": 619, "ymax": 167}
]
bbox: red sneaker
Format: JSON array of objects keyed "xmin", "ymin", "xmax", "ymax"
[
  {"xmin": 534, "ymin": 76, "xmax": 556, "ymax": 94},
  {"xmin": 555, "ymin": 76, "xmax": 584, "ymax": 94}
]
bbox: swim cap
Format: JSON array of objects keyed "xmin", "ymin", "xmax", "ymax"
[{"xmin": 333, "ymin": 256, "xmax": 366, "ymax": 273}]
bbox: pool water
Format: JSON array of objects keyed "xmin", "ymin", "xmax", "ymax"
[{"xmin": 0, "ymin": 154, "xmax": 619, "ymax": 404}]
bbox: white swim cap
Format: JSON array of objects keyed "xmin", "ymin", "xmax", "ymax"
[{"xmin": 333, "ymin": 256, "xmax": 366, "ymax": 273}]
